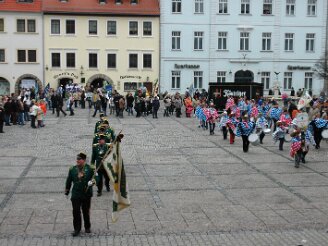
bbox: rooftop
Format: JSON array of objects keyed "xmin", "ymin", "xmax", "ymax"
[
  {"xmin": 42, "ymin": 0, "xmax": 160, "ymax": 16},
  {"xmin": 0, "ymin": 0, "xmax": 42, "ymax": 13}
]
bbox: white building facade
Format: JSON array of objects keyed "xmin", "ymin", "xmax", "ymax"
[
  {"xmin": 160, "ymin": 0, "xmax": 328, "ymax": 96},
  {"xmin": 0, "ymin": 10, "xmax": 44, "ymax": 96}
]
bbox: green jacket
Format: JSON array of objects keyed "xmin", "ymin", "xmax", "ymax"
[
  {"xmin": 65, "ymin": 164, "xmax": 94, "ymax": 199},
  {"xmin": 91, "ymin": 143, "xmax": 111, "ymax": 168}
]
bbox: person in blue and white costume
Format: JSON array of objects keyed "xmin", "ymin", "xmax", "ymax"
[
  {"xmin": 309, "ymin": 112, "xmax": 328, "ymax": 149},
  {"xmin": 236, "ymin": 115, "xmax": 255, "ymax": 153},
  {"xmin": 272, "ymin": 121, "xmax": 286, "ymax": 151},
  {"xmin": 219, "ymin": 111, "xmax": 229, "ymax": 140},
  {"xmin": 269, "ymin": 104, "xmax": 282, "ymax": 132},
  {"xmin": 255, "ymin": 112, "xmax": 268, "ymax": 144}
]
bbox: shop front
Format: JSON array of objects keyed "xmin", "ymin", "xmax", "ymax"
[
  {"xmin": 0, "ymin": 77, "xmax": 10, "ymax": 96},
  {"xmin": 15, "ymin": 74, "xmax": 43, "ymax": 96}
]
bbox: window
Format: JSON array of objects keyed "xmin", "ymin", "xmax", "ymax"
[
  {"xmin": 129, "ymin": 21, "xmax": 138, "ymax": 36},
  {"xmin": 218, "ymin": 32, "xmax": 227, "ymax": 50},
  {"xmin": 143, "ymin": 22, "xmax": 152, "ymax": 36},
  {"xmin": 17, "ymin": 49, "xmax": 36, "ymax": 63},
  {"xmin": 131, "ymin": 0, "xmax": 137, "ymax": 4},
  {"xmin": 241, "ymin": 0, "xmax": 250, "ymax": 14},
  {"xmin": 284, "ymin": 33, "xmax": 294, "ymax": 51},
  {"xmin": 107, "ymin": 21, "xmax": 116, "ymax": 35},
  {"xmin": 27, "ymin": 19, "xmax": 35, "ymax": 32},
  {"xmin": 17, "ymin": 0, "xmax": 33, "ymax": 2},
  {"xmin": 306, "ymin": 33, "xmax": 315, "ymax": 52},
  {"xmin": 51, "ymin": 19, "xmax": 60, "ymax": 34},
  {"xmin": 172, "ymin": 31, "xmax": 181, "ymax": 50},
  {"xmin": 286, "ymin": 0, "xmax": 295, "ymax": 16},
  {"xmin": 284, "ymin": 72, "xmax": 293, "ymax": 90},
  {"xmin": 194, "ymin": 32, "xmax": 203, "ymax": 50},
  {"xmin": 261, "ymin": 72, "xmax": 270, "ymax": 89},
  {"xmin": 171, "ymin": 71, "xmax": 181, "ymax": 89},
  {"xmin": 172, "ymin": 0, "xmax": 181, "ymax": 13},
  {"xmin": 194, "ymin": 71, "xmax": 203, "ymax": 89},
  {"xmin": 218, "ymin": 0, "xmax": 228, "ymax": 14},
  {"xmin": 307, "ymin": 0, "xmax": 316, "ymax": 16},
  {"xmin": 262, "ymin": 32, "xmax": 271, "ymax": 51},
  {"xmin": 0, "ymin": 49, "xmax": 5, "ymax": 62},
  {"xmin": 304, "ymin": 73, "xmax": 313, "ymax": 90},
  {"xmin": 263, "ymin": 0, "xmax": 272, "ymax": 15},
  {"xmin": 107, "ymin": 54, "xmax": 116, "ymax": 68},
  {"xmin": 89, "ymin": 20, "xmax": 97, "ymax": 35},
  {"xmin": 143, "ymin": 54, "xmax": 152, "ymax": 68},
  {"xmin": 17, "ymin": 19, "xmax": 25, "ymax": 32},
  {"xmin": 217, "ymin": 71, "xmax": 226, "ymax": 83},
  {"xmin": 66, "ymin": 53, "xmax": 75, "ymax": 68},
  {"xmin": 17, "ymin": 19, "xmax": 36, "ymax": 33},
  {"xmin": 66, "ymin": 20, "xmax": 75, "ymax": 34},
  {"xmin": 51, "ymin": 53, "xmax": 60, "ymax": 67},
  {"xmin": 89, "ymin": 53, "xmax": 98, "ymax": 68},
  {"xmin": 195, "ymin": 0, "xmax": 204, "ymax": 13},
  {"xmin": 0, "ymin": 19, "xmax": 4, "ymax": 32},
  {"xmin": 115, "ymin": 0, "xmax": 122, "ymax": 4},
  {"xmin": 129, "ymin": 54, "xmax": 138, "ymax": 68},
  {"xmin": 240, "ymin": 32, "xmax": 249, "ymax": 51}
]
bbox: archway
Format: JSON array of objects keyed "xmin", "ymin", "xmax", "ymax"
[
  {"xmin": 234, "ymin": 70, "xmax": 254, "ymax": 83},
  {"xmin": 15, "ymin": 74, "xmax": 42, "ymax": 96},
  {"xmin": 87, "ymin": 74, "xmax": 113, "ymax": 92},
  {"xmin": 0, "ymin": 77, "xmax": 10, "ymax": 96}
]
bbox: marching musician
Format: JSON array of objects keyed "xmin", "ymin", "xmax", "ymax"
[
  {"xmin": 227, "ymin": 112, "xmax": 237, "ymax": 144},
  {"xmin": 94, "ymin": 112, "xmax": 105, "ymax": 134},
  {"xmin": 93, "ymin": 125, "xmax": 112, "ymax": 144},
  {"xmin": 219, "ymin": 111, "xmax": 229, "ymax": 140},
  {"xmin": 236, "ymin": 115, "xmax": 255, "ymax": 153},
  {"xmin": 272, "ymin": 121, "xmax": 286, "ymax": 151},
  {"xmin": 65, "ymin": 152, "xmax": 95, "ymax": 236},
  {"xmin": 207, "ymin": 102, "xmax": 219, "ymax": 135},
  {"xmin": 290, "ymin": 130, "xmax": 308, "ymax": 168},
  {"xmin": 91, "ymin": 135, "xmax": 111, "ymax": 196}
]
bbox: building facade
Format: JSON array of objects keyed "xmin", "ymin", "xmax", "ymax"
[
  {"xmin": 160, "ymin": 0, "xmax": 327, "ymax": 96},
  {"xmin": 0, "ymin": 0, "xmax": 43, "ymax": 96},
  {"xmin": 43, "ymin": 0, "xmax": 160, "ymax": 95}
]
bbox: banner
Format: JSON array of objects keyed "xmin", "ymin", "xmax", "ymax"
[{"xmin": 102, "ymin": 141, "xmax": 130, "ymax": 222}]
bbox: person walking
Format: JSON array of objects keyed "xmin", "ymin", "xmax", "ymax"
[
  {"xmin": 65, "ymin": 152, "xmax": 94, "ymax": 237},
  {"xmin": 0, "ymin": 103, "xmax": 4, "ymax": 133},
  {"xmin": 56, "ymin": 94, "xmax": 67, "ymax": 117},
  {"xmin": 152, "ymin": 95, "xmax": 160, "ymax": 119}
]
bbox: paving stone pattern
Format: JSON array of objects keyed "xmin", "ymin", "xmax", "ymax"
[{"xmin": 0, "ymin": 106, "xmax": 328, "ymax": 245}]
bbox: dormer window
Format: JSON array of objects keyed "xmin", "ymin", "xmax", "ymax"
[
  {"xmin": 115, "ymin": 0, "xmax": 122, "ymax": 4},
  {"xmin": 17, "ymin": 0, "xmax": 34, "ymax": 3},
  {"xmin": 131, "ymin": 0, "xmax": 138, "ymax": 4},
  {"xmin": 99, "ymin": 0, "xmax": 106, "ymax": 4},
  {"xmin": 59, "ymin": 0, "xmax": 68, "ymax": 2}
]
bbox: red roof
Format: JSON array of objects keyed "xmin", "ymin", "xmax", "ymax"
[
  {"xmin": 0, "ymin": 0, "xmax": 42, "ymax": 12},
  {"xmin": 42, "ymin": 0, "xmax": 160, "ymax": 16}
]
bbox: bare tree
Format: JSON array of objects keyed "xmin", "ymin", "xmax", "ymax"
[{"xmin": 314, "ymin": 52, "xmax": 328, "ymax": 94}]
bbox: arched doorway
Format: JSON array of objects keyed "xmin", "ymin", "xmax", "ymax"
[
  {"xmin": 15, "ymin": 74, "xmax": 42, "ymax": 96},
  {"xmin": 234, "ymin": 70, "xmax": 254, "ymax": 83},
  {"xmin": 58, "ymin": 77, "xmax": 74, "ymax": 99},
  {"xmin": 87, "ymin": 74, "xmax": 113, "ymax": 92},
  {"xmin": 0, "ymin": 77, "xmax": 10, "ymax": 96}
]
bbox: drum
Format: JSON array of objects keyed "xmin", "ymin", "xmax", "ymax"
[
  {"xmin": 248, "ymin": 133, "xmax": 260, "ymax": 146},
  {"xmin": 263, "ymin": 128, "xmax": 271, "ymax": 135},
  {"xmin": 285, "ymin": 134, "xmax": 292, "ymax": 142},
  {"xmin": 322, "ymin": 129, "xmax": 328, "ymax": 139}
]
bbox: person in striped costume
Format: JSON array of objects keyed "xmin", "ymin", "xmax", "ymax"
[
  {"xmin": 236, "ymin": 115, "xmax": 255, "ymax": 153},
  {"xmin": 255, "ymin": 112, "xmax": 268, "ymax": 144},
  {"xmin": 269, "ymin": 105, "xmax": 282, "ymax": 132},
  {"xmin": 227, "ymin": 112, "xmax": 238, "ymax": 144},
  {"xmin": 219, "ymin": 111, "xmax": 229, "ymax": 140},
  {"xmin": 309, "ymin": 113, "xmax": 328, "ymax": 149}
]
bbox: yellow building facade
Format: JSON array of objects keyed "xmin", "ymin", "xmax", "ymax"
[{"xmin": 44, "ymin": 14, "xmax": 159, "ymax": 95}]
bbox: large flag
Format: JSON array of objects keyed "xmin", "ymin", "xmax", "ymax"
[
  {"xmin": 297, "ymin": 91, "xmax": 312, "ymax": 110},
  {"xmin": 152, "ymin": 79, "xmax": 159, "ymax": 95},
  {"xmin": 43, "ymin": 83, "xmax": 50, "ymax": 97},
  {"xmin": 102, "ymin": 140, "xmax": 130, "ymax": 222},
  {"xmin": 188, "ymin": 82, "xmax": 194, "ymax": 97}
]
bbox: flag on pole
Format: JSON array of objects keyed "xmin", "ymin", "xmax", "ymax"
[
  {"xmin": 43, "ymin": 83, "xmax": 50, "ymax": 97},
  {"xmin": 188, "ymin": 82, "xmax": 194, "ymax": 97},
  {"xmin": 103, "ymin": 139, "xmax": 130, "ymax": 222}
]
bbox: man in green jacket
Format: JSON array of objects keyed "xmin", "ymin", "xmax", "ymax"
[{"xmin": 65, "ymin": 152, "xmax": 95, "ymax": 237}]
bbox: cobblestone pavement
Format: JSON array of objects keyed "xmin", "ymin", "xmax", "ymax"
[{"xmin": 0, "ymin": 106, "xmax": 328, "ymax": 245}]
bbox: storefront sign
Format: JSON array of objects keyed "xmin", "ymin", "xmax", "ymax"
[
  {"xmin": 174, "ymin": 64, "xmax": 200, "ymax": 69},
  {"xmin": 287, "ymin": 65, "xmax": 312, "ymax": 70},
  {"xmin": 53, "ymin": 72, "xmax": 79, "ymax": 79},
  {"xmin": 223, "ymin": 89, "xmax": 246, "ymax": 97},
  {"xmin": 120, "ymin": 75, "xmax": 142, "ymax": 80}
]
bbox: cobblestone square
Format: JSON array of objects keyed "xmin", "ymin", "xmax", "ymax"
[{"xmin": 0, "ymin": 107, "xmax": 328, "ymax": 245}]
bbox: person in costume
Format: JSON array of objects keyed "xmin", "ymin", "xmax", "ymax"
[
  {"xmin": 183, "ymin": 94, "xmax": 193, "ymax": 118},
  {"xmin": 219, "ymin": 111, "xmax": 229, "ymax": 140},
  {"xmin": 226, "ymin": 112, "xmax": 237, "ymax": 144},
  {"xmin": 269, "ymin": 104, "xmax": 282, "ymax": 132},
  {"xmin": 290, "ymin": 130, "xmax": 307, "ymax": 168},
  {"xmin": 65, "ymin": 152, "xmax": 95, "ymax": 236},
  {"xmin": 309, "ymin": 112, "xmax": 328, "ymax": 149},
  {"xmin": 206, "ymin": 102, "xmax": 219, "ymax": 135},
  {"xmin": 91, "ymin": 135, "xmax": 111, "ymax": 196},
  {"xmin": 272, "ymin": 121, "xmax": 286, "ymax": 151},
  {"xmin": 279, "ymin": 107, "xmax": 292, "ymax": 131},
  {"xmin": 255, "ymin": 112, "xmax": 268, "ymax": 144},
  {"xmin": 236, "ymin": 115, "xmax": 255, "ymax": 152},
  {"xmin": 94, "ymin": 113, "xmax": 105, "ymax": 134}
]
